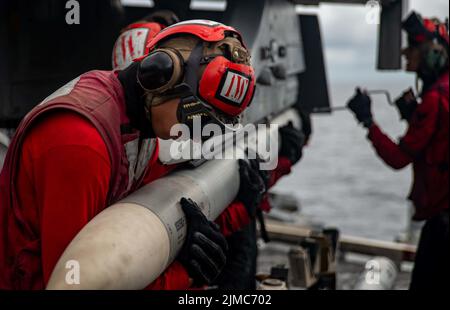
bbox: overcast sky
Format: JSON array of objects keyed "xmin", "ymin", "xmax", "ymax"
[{"xmin": 296, "ymin": 0, "xmax": 449, "ymax": 87}]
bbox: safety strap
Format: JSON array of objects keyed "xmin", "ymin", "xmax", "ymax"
[{"xmin": 183, "ymin": 41, "xmax": 204, "ymax": 98}]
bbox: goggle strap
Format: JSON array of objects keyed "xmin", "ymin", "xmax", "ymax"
[{"xmin": 184, "ymin": 41, "xmax": 204, "ymax": 98}]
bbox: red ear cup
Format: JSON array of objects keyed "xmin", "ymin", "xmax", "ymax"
[{"xmin": 198, "ymin": 56, "xmax": 256, "ymax": 117}]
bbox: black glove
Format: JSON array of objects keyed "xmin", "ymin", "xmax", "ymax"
[
  {"xmin": 237, "ymin": 159, "xmax": 268, "ymax": 218},
  {"xmin": 347, "ymin": 88, "xmax": 373, "ymax": 128},
  {"xmin": 279, "ymin": 122, "xmax": 306, "ymax": 165},
  {"xmin": 395, "ymin": 88, "xmax": 418, "ymax": 122},
  {"xmin": 178, "ymin": 198, "xmax": 228, "ymax": 286}
]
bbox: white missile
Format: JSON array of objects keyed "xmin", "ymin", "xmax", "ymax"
[{"xmin": 46, "ymin": 109, "xmax": 300, "ymax": 290}]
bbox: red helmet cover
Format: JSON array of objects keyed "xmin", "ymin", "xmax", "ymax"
[
  {"xmin": 112, "ymin": 22, "xmax": 164, "ymax": 71},
  {"xmin": 199, "ymin": 56, "xmax": 255, "ymax": 117},
  {"xmin": 146, "ymin": 20, "xmax": 246, "ymax": 52}
]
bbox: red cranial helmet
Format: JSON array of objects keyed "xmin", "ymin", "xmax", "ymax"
[
  {"xmin": 139, "ymin": 20, "xmax": 256, "ymax": 122},
  {"xmin": 112, "ymin": 22, "xmax": 164, "ymax": 71},
  {"xmin": 112, "ymin": 11, "xmax": 180, "ymax": 71}
]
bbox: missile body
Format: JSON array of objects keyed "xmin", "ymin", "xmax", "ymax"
[{"xmin": 47, "ymin": 109, "xmax": 300, "ymax": 290}]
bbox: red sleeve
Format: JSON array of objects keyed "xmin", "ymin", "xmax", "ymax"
[
  {"xmin": 26, "ymin": 112, "xmax": 190, "ymax": 290},
  {"xmin": 23, "ymin": 112, "xmax": 112, "ymax": 284},
  {"xmin": 399, "ymin": 90, "xmax": 440, "ymax": 157},
  {"xmin": 367, "ymin": 124, "xmax": 412, "ymax": 169},
  {"xmin": 215, "ymin": 201, "xmax": 250, "ymax": 237},
  {"xmin": 269, "ymin": 156, "xmax": 293, "ymax": 188},
  {"xmin": 367, "ymin": 91, "xmax": 439, "ymax": 170}
]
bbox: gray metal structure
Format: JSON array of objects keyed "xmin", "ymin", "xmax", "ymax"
[
  {"xmin": 226, "ymin": 0, "xmax": 306, "ymax": 123},
  {"xmin": 292, "ymin": 0, "xmax": 409, "ymax": 70}
]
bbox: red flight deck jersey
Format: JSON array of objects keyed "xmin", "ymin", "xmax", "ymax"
[{"xmin": 368, "ymin": 71, "xmax": 449, "ymax": 220}]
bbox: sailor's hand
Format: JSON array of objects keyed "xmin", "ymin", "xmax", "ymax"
[
  {"xmin": 347, "ymin": 88, "xmax": 373, "ymax": 128},
  {"xmin": 237, "ymin": 158, "xmax": 268, "ymax": 218},
  {"xmin": 178, "ymin": 198, "xmax": 228, "ymax": 286},
  {"xmin": 394, "ymin": 88, "xmax": 418, "ymax": 122},
  {"xmin": 279, "ymin": 122, "xmax": 306, "ymax": 165}
]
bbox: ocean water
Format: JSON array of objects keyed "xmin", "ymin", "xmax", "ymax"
[{"xmin": 274, "ymin": 80, "xmax": 417, "ymax": 241}]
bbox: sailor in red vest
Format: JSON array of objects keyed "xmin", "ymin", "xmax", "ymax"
[
  {"xmin": 0, "ymin": 20, "xmax": 262, "ymax": 290},
  {"xmin": 347, "ymin": 12, "xmax": 449, "ymax": 290},
  {"xmin": 111, "ymin": 14, "xmax": 309, "ymax": 289}
]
